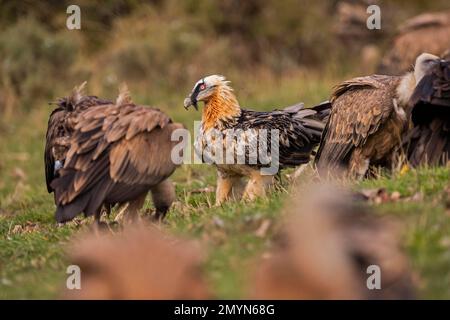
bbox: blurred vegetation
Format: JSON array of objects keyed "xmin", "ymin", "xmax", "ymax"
[
  {"xmin": 0, "ymin": 18, "xmax": 81, "ymax": 116},
  {"xmin": 0, "ymin": 0, "xmax": 449, "ymax": 123}
]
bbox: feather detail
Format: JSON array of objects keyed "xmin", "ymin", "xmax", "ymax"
[
  {"xmin": 315, "ymin": 74, "xmax": 407, "ymax": 177},
  {"xmin": 202, "ymin": 85, "xmax": 241, "ymax": 131},
  {"xmin": 116, "ymin": 83, "xmax": 133, "ymax": 107},
  {"xmin": 44, "ymin": 84, "xmax": 112, "ymax": 193},
  {"xmin": 396, "ymin": 72, "xmax": 416, "ymax": 105},
  {"xmin": 70, "ymin": 81, "xmax": 87, "ymax": 108}
]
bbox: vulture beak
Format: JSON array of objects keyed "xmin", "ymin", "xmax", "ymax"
[{"xmin": 183, "ymin": 96, "xmax": 198, "ymax": 111}]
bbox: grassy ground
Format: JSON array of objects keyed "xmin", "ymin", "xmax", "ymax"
[{"xmin": 0, "ymin": 74, "xmax": 449, "ymax": 299}]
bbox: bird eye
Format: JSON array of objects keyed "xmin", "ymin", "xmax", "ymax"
[
  {"xmin": 424, "ymin": 59, "xmax": 438, "ymax": 65},
  {"xmin": 200, "ymin": 84, "xmax": 206, "ymax": 90}
]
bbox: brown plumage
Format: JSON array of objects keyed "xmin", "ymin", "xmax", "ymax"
[
  {"xmin": 45, "ymin": 82, "xmax": 112, "ymax": 193},
  {"xmin": 50, "ymin": 86, "xmax": 184, "ymax": 223},
  {"xmin": 403, "ymin": 58, "xmax": 450, "ymax": 166},
  {"xmin": 249, "ymin": 184, "xmax": 415, "ymax": 299},
  {"xmin": 64, "ymin": 225, "xmax": 211, "ymax": 299},
  {"xmin": 184, "ymin": 75, "xmax": 330, "ymax": 204},
  {"xmin": 316, "ymin": 53, "xmax": 441, "ymax": 178},
  {"xmin": 378, "ymin": 10, "xmax": 450, "ymax": 75}
]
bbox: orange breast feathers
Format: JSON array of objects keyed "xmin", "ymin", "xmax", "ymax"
[{"xmin": 201, "ymin": 86, "xmax": 241, "ymax": 130}]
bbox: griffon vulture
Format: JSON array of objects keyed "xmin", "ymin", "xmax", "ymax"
[
  {"xmin": 315, "ymin": 53, "xmax": 441, "ymax": 178},
  {"xmin": 45, "ymin": 82, "xmax": 111, "ymax": 193},
  {"xmin": 378, "ymin": 10, "xmax": 450, "ymax": 75},
  {"xmin": 50, "ymin": 86, "xmax": 184, "ymax": 224},
  {"xmin": 403, "ymin": 57, "xmax": 450, "ymax": 166},
  {"xmin": 184, "ymin": 75, "xmax": 330, "ymax": 204}
]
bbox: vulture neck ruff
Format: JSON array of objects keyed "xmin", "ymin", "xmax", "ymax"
[
  {"xmin": 396, "ymin": 72, "xmax": 416, "ymax": 106},
  {"xmin": 202, "ymin": 84, "xmax": 241, "ymax": 130}
]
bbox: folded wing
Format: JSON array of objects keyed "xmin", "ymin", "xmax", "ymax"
[
  {"xmin": 404, "ymin": 59, "xmax": 450, "ymax": 166},
  {"xmin": 315, "ymin": 75, "xmax": 401, "ymax": 171},
  {"xmin": 51, "ymin": 103, "xmax": 182, "ymax": 222}
]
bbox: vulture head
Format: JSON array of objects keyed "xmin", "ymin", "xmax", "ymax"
[
  {"xmin": 397, "ymin": 53, "xmax": 440, "ymax": 105},
  {"xmin": 183, "ymin": 75, "xmax": 235, "ymax": 111},
  {"xmin": 414, "ymin": 53, "xmax": 441, "ymax": 83}
]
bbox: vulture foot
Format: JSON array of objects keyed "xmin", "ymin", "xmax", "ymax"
[{"xmin": 242, "ymin": 174, "xmax": 274, "ymax": 201}]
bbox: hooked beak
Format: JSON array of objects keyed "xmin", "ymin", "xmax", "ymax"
[{"xmin": 183, "ymin": 96, "xmax": 198, "ymax": 111}]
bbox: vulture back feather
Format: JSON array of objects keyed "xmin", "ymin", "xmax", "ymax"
[
  {"xmin": 224, "ymin": 101, "xmax": 331, "ymax": 169},
  {"xmin": 315, "ymin": 75, "xmax": 404, "ymax": 176}
]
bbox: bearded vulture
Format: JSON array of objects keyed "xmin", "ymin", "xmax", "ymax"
[
  {"xmin": 45, "ymin": 82, "xmax": 112, "ymax": 193},
  {"xmin": 50, "ymin": 86, "xmax": 184, "ymax": 224},
  {"xmin": 378, "ymin": 10, "xmax": 450, "ymax": 75},
  {"xmin": 403, "ymin": 57, "xmax": 450, "ymax": 166},
  {"xmin": 316, "ymin": 53, "xmax": 441, "ymax": 178},
  {"xmin": 183, "ymin": 75, "xmax": 330, "ymax": 204}
]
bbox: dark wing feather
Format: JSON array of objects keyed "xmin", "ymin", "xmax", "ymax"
[
  {"xmin": 51, "ymin": 103, "xmax": 183, "ymax": 222},
  {"xmin": 315, "ymin": 75, "xmax": 401, "ymax": 171},
  {"xmin": 233, "ymin": 102, "xmax": 329, "ymax": 168},
  {"xmin": 404, "ymin": 59, "xmax": 450, "ymax": 166}
]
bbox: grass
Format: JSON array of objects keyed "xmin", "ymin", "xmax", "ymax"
[
  {"xmin": 357, "ymin": 168, "xmax": 450, "ymax": 299},
  {"xmin": 0, "ymin": 74, "xmax": 449, "ymax": 299}
]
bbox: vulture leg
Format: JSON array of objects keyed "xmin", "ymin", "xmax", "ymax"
[
  {"xmin": 151, "ymin": 179, "xmax": 176, "ymax": 222},
  {"xmin": 349, "ymin": 149, "xmax": 370, "ymax": 179},
  {"xmin": 93, "ymin": 208, "xmax": 109, "ymax": 233},
  {"xmin": 242, "ymin": 172, "xmax": 275, "ymax": 201},
  {"xmin": 230, "ymin": 177, "xmax": 246, "ymax": 200},
  {"xmin": 215, "ymin": 173, "xmax": 242, "ymax": 205},
  {"xmin": 123, "ymin": 193, "xmax": 147, "ymax": 223}
]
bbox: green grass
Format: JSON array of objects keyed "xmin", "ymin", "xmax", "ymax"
[
  {"xmin": 357, "ymin": 168, "xmax": 450, "ymax": 299},
  {"xmin": 1, "ymin": 76, "xmax": 449, "ymax": 299}
]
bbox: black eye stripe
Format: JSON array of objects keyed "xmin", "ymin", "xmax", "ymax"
[
  {"xmin": 191, "ymin": 80, "xmax": 204, "ymax": 102},
  {"xmin": 193, "ymin": 83, "xmax": 201, "ymax": 93}
]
